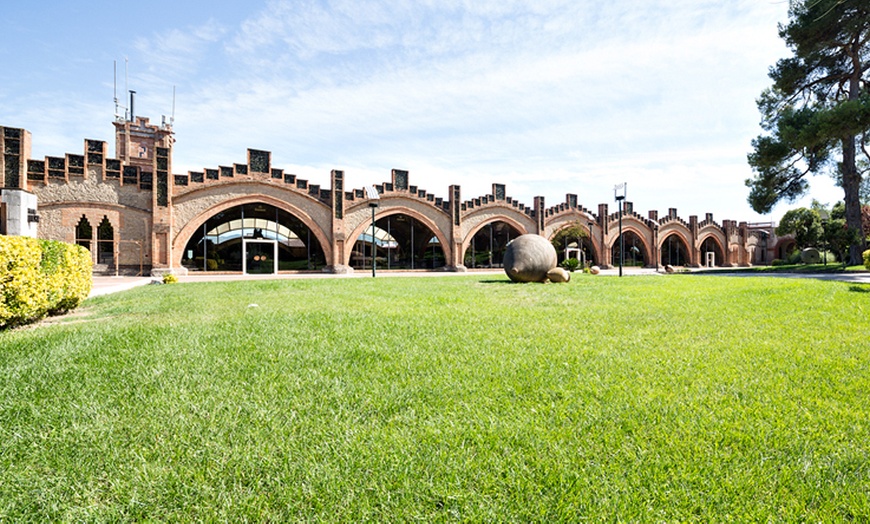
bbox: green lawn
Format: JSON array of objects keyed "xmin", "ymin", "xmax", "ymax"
[{"xmin": 1, "ymin": 275, "xmax": 868, "ymax": 521}]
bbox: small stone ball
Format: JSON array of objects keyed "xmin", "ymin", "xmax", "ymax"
[
  {"xmin": 547, "ymin": 267, "xmax": 571, "ymax": 283},
  {"xmin": 589, "ymin": 265, "xmax": 601, "ymax": 275}
]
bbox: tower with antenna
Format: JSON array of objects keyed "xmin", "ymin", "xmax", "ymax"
[{"xmin": 111, "ymin": 60, "xmax": 174, "ymax": 169}]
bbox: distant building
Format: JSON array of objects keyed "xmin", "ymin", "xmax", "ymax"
[{"xmin": 1, "ymin": 116, "xmax": 789, "ymax": 275}]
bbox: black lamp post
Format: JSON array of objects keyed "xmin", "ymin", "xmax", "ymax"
[
  {"xmin": 614, "ymin": 183, "xmax": 626, "ymax": 277},
  {"xmin": 365, "ymin": 185, "xmax": 380, "ymax": 277},
  {"xmin": 819, "ymin": 210, "xmax": 829, "ymax": 266}
]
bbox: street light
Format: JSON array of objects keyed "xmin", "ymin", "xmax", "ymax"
[
  {"xmin": 365, "ymin": 185, "xmax": 380, "ymax": 277},
  {"xmin": 818, "ymin": 209, "xmax": 829, "ymax": 266},
  {"xmin": 614, "ymin": 183, "xmax": 627, "ymax": 277},
  {"xmin": 587, "ymin": 220, "xmax": 594, "ymax": 268}
]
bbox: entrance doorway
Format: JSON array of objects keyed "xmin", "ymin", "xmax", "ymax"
[{"xmin": 243, "ymin": 240, "xmax": 277, "ymax": 274}]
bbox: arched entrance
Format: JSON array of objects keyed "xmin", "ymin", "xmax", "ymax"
[
  {"xmin": 700, "ymin": 237, "xmax": 724, "ymax": 267},
  {"xmin": 464, "ymin": 220, "xmax": 522, "ymax": 268},
  {"xmin": 611, "ymin": 231, "xmax": 648, "ymax": 267},
  {"xmin": 181, "ymin": 203, "xmax": 326, "ymax": 273},
  {"xmin": 551, "ymin": 222, "xmax": 596, "ymax": 266},
  {"xmin": 352, "ymin": 213, "xmax": 445, "ymax": 270},
  {"xmin": 661, "ymin": 233, "xmax": 689, "ymax": 266}
]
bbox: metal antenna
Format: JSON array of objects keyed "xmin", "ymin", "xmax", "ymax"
[
  {"xmin": 124, "ymin": 58, "xmax": 129, "ymax": 121},
  {"xmin": 113, "ymin": 61, "xmax": 119, "ymax": 119}
]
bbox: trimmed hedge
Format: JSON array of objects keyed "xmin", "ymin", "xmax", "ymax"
[
  {"xmin": 864, "ymin": 249, "xmax": 870, "ymax": 270},
  {"xmin": 0, "ymin": 236, "xmax": 92, "ymax": 329}
]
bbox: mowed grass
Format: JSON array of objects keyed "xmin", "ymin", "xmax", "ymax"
[{"xmin": 1, "ymin": 274, "xmax": 868, "ymax": 522}]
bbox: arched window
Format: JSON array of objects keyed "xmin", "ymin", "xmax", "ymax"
[
  {"xmin": 97, "ymin": 216, "xmax": 114, "ymax": 265},
  {"xmin": 661, "ymin": 234, "xmax": 689, "ymax": 266},
  {"xmin": 611, "ymin": 231, "xmax": 647, "ymax": 267},
  {"xmin": 75, "ymin": 215, "xmax": 93, "ymax": 251},
  {"xmin": 182, "ymin": 203, "xmax": 326, "ymax": 273},
  {"xmin": 464, "ymin": 221, "xmax": 522, "ymax": 268},
  {"xmin": 353, "ymin": 214, "xmax": 445, "ymax": 270}
]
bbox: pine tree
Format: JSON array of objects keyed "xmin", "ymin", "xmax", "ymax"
[{"xmin": 746, "ymin": 0, "xmax": 870, "ymax": 264}]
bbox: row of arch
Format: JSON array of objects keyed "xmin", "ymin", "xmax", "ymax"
[{"xmin": 162, "ymin": 201, "xmax": 729, "ymax": 274}]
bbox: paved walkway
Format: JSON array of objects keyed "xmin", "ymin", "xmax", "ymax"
[{"xmin": 88, "ymin": 266, "xmax": 870, "ymax": 298}]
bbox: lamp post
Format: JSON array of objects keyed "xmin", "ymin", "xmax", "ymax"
[
  {"xmin": 365, "ymin": 185, "xmax": 380, "ymax": 277},
  {"xmin": 587, "ymin": 220, "xmax": 594, "ymax": 267},
  {"xmin": 819, "ymin": 209, "xmax": 829, "ymax": 266},
  {"xmin": 614, "ymin": 183, "xmax": 626, "ymax": 276}
]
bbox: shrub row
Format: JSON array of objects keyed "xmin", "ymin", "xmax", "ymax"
[
  {"xmin": 864, "ymin": 249, "xmax": 870, "ymax": 270},
  {"xmin": 0, "ymin": 236, "xmax": 92, "ymax": 329}
]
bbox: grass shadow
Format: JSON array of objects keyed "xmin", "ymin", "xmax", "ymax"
[{"xmin": 848, "ymin": 284, "xmax": 870, "ymax": 293}]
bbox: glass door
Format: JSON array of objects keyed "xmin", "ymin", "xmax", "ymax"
[{"xmin": 244, "ymin": 240, "xmax": 277, "ymax": 274}]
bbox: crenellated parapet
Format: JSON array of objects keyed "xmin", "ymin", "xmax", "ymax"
[{"xmin": 3, "ymin": 117, "xmax": 780, "ymax": 274}]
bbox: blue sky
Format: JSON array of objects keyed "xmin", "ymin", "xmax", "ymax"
[{"xmin": 0, "ymin": 1, "xmax": 844, "ymax": 222}]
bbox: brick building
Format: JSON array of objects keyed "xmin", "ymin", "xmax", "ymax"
[{"xmin": 1, "ymin": 116, "xmax": 791, "ymax": 276}]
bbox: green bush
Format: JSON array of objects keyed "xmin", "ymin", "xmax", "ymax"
[
  {"xmin": 560, "ymin": 257, "xmax": 580, "ymax": 272},
  {"xmin": 0, "ymin": 236, "xmax": 92, "ymax": 329},
  {"xmin": 863, "ymin": 249, "xmax": 870, "ymax": 270},
  {"xmin": 771, "ymin": 259, "xmax": 785, "ymax": 266}
]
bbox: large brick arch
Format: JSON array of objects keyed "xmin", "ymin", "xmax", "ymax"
[
  {"xmin": 697, "ymin": 231, "xmax": 726, "ymax": 267},
  {"xmin": 460, "ymin": 213, "xmax": 529, "ymax": 259},
  {"xmin": 608, "ymin": 225, "xmax": 654, "ymax": 267},
  {"xmin": 547, "ymin": 218, "xmax": 602, "ymax": 265},
  {"xmin": 172, "ymin": 192, "xmax": 332, "ymax": 268},
  {"xmin": 658, "ymin": 222, "xmax": 694, "ymax": 265},
  {"xmin": 342, "ymin": 203, "xmax": 452, "ymax": 266}
]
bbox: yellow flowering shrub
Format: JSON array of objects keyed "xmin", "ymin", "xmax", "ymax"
[{"xmin": 0, "ymin": 236, "xmax": 92, "ymax": 328}]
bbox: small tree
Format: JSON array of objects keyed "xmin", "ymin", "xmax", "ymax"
[
  {"xmin": 551, "ymin": 221, "xmax": 589, "ymax": 256},
  {"xmin": 776, "ymin": 207, "xmax": 822, "ymax": 249}
]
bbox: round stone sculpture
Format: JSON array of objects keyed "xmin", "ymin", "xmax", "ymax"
[
  {"xmin": 503, "ymin": 234, "xmax": 558, "ymax": 283},
  {"xmin": 801, "ymin": 247, "xmax": 821, "ymax": 264}
]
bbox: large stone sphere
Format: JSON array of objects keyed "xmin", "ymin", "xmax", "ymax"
[
  {"xmin": 801, "ymin": 247, "xmax": 821, "ymax": 264},
  {"xmin": 503, "ymin": 234, "xmax": 558, "ymax": 283}
]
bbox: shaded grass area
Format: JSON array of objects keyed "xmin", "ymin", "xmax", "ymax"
[
  {"xmin": 1, "ymin": 275, "xmax": 868, "ymax": 521},
  {"xmin": 700, "ymin": 263, "xmax": 868, "ymax": 274}
]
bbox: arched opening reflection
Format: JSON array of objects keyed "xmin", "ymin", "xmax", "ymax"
[
  {"xmin": 352, "ymin": 214, "xmax": 445, "ymax": 270},
  {"xmin": 611, "ymin": 231, "xmax": 647, "ymax": 267},
  {"xmin": 181, "ymin": 203, "xmax": 326, "ymax": 273},
  {"xmin": 463, "ymin": 221, "xmax": 522, "ymax": 268},
  {"xmin": 700, "ymin": 237, "xmax": 724, "ymax": 267},
  {"xmin": 661, "ymin": 234, "xmax": 689, "ymax": 266}
]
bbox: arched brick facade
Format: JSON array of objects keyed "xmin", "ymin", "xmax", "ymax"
[{"xmin": 3, "ymin": 119, "xmax": 787, "ymax": 275}]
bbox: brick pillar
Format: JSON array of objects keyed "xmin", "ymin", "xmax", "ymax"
[
  {"xmin": 150, "ymin": 142, "xmax": 174, "ymax": 275},
  {"xmin": 448, "ymin": 184, "xmax": 465, "ymax": 271},
  {"xmin": 598, "ymin": 203, "xmax": 610, "ymax": 267},
  {"xmin": 738, "ymin": 221, "xmax": 749, "ymax": 267},
  {"xmin": 534, "ymin": 196, "xmax": 545, "ymax": 236},
  {"xmin": 327, "ymin": 169, "xmax": 352, "ymax": 273},
  {"xmin": 689, "ymin": 215, "xmax": 699, "ymax": 267}
]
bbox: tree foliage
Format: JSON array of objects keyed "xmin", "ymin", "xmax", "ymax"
[
  {"xmin": 776, "ymin": 207, "xmax": 822, "ymax": 249},
  {"xmin": 551, "ymin": 221, "xmax": 589, "ymax": 252},
  {"xmin": 746, "ymin": 0, "xmax": 870, "ymax": 264}
]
